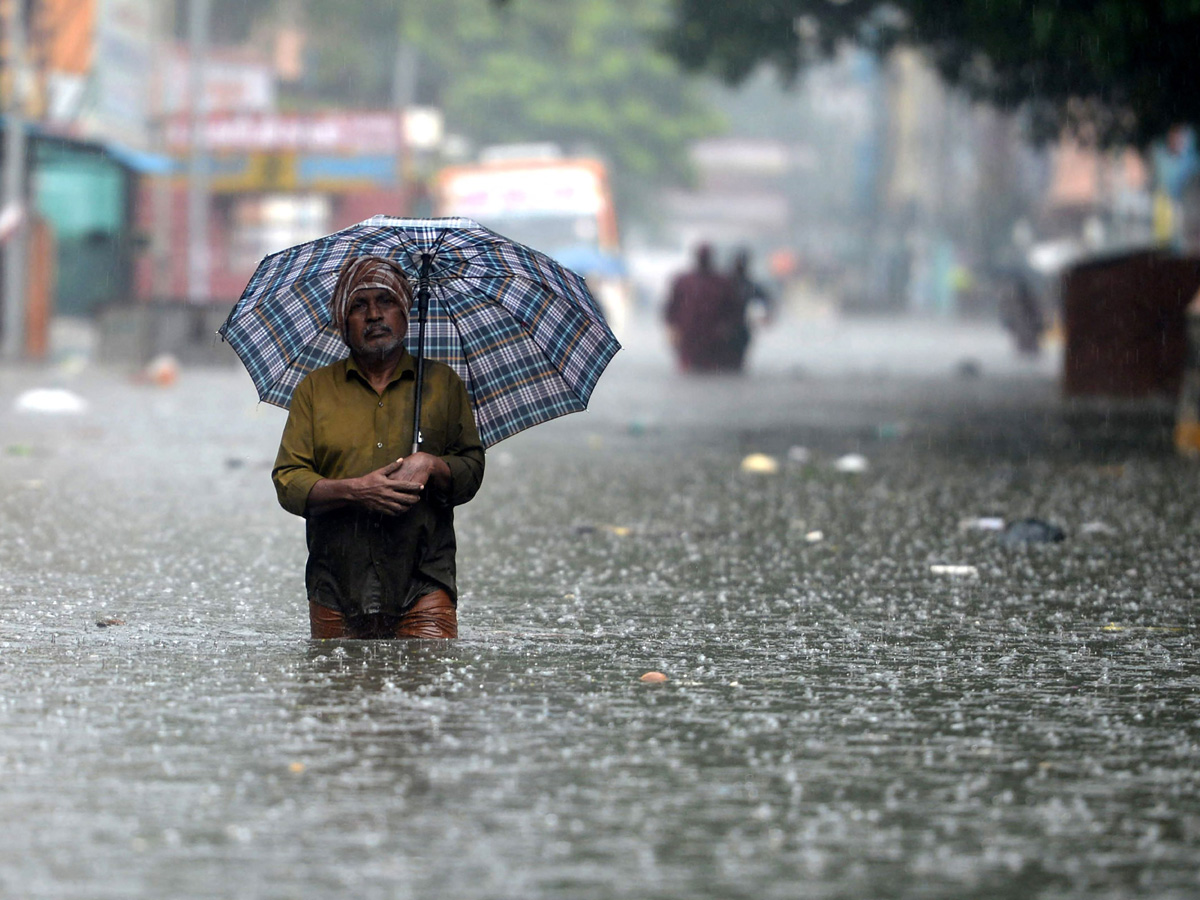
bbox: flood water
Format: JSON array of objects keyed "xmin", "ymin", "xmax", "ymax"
[{"xmin": 1, "ymin": 315, "xmax": 1198, "ymax": 899}]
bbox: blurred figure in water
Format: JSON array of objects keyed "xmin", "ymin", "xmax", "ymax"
[
  {"xmin": 729, "ymin": 247, "xmax": 775, "ymax": 370},
  {"xmin": 1000, "ymin": 274, "xmax": 1044, "ymax": 357},
  {"xmin": 663, "ymin": 243, "xmax": 744, "ymax": 372}
]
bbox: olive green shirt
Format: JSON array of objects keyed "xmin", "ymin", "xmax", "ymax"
[{"xmin": 272, "ymin": 351, "xmax": 485, "ymax": 618}]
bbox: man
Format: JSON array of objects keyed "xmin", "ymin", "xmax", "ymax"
[
  {"xmin": 663, "ymin": 243, "xmax": 744, "ymax": 372},
  {"xmin": 728, "ymin": 248, "xmax": 775, "ymax": 371},
  {"xmin": 1000, "ymin": 274, "xmax": 1044, "ymax": 358},
  {"xmin": 272, "ymin": 256, "xmax": 485, "ymax": 639}
]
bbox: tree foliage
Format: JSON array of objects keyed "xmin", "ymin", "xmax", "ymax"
[
  {"xmin": 657, "ymin": 0, "xmax": 1200, "ymax": 145},
  {"xmin": 406, "ymin": 0, "xmax": 720, "ymax": 193},
  {"xmin": 219, "ymin": 0, "xmax": 721, "ymax": 201}
]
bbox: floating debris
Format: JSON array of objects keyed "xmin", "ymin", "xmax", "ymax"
[
  {"xmin": 1002, "ymin": 518, "xmax": 1066, "ymax": 544},
  {"xmin": 95, "ymin": 618, "xmax": 126, "ymax": 628},
  {"xmin": 834, "ymin": 453, "xmax": 868, "ymax": 473},
  {"xmin": 573, "ymin": 524, "xmax": 631, "ymax": 537},
  {"xmin": 959, "ymin": 516, "xmax": 1006, "ymax": 532},
  {"xmin": 1101, "ymin": 623, "xmax": 1187, "ymax": 634},
  {"xmin": 740, "ymin": 453, "xmax": 780, "ymax": 474},
  {"xmin": 1080, "ymin": 521, "xmax": 1117, "ymax": 536},
  {"xmin": 15, "ymin": 388, "xmax": 87, "ymax": 415},
  {"xmin": 804, "ymin": 530, "xmax": 825, "ymax": 543},
  {"xmin": 930, "ymin": 564, "xmax": 979, "ymax": 577},
  {"xmin": 140, "ymin": 354, "xmax": 179, "ymax": 387},
  {"xmin": 640, "ymin": 671, "xmax": 668, "ymax": 683}
]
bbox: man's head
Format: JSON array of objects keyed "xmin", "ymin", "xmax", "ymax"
[
  {"xmin": 330, "ymin": 256, "xmax": 414, "ymax": 366},
  {"xmin": 694, "ymin": 243, "xmax": 714, "ymax": 272}
]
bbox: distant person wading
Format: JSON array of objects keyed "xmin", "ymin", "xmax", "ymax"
[
  {"xmin": 729, "ymin": 247, "xmax": 775, "ymax": 370},
  {"xmin": 272, "ymin": 256, "xmax": 485, "ymax": 639},
  {"xmin": 664, "ymin": 243, "xmax": 751, "ymax": 373}
]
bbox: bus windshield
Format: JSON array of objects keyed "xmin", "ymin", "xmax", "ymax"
[{"xmin": 480, "ymin": 213, "xmax": 600, "ymax": 257}]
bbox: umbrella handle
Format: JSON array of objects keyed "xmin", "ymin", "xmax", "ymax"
[{"xmin": 411, "ymin": 252, "xmax": 433, "ymax": 455}]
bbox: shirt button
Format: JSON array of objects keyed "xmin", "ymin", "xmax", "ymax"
[
  {"xmin": 378, "ymin": 401, "xmax": 383, "ymax": 407},
  {"xmin": 376, "ymin": 442, "xmax": 383, "ymax": 448}
]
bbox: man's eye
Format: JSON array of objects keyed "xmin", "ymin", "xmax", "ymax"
[{"xmin": 349, "ymin": 300, "xmax": 367, "ymax": 313}]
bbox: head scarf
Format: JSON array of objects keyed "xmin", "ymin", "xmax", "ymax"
[{"xmin": 329, "ymin": 256, "xmax": 413, "ymax": 343}]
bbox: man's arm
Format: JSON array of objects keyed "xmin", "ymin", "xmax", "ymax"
[
  {"xmin": 439, "ymin": 372, "xmax": 485, "ymax": 506},
  {"xmin": 304, "ymin": 458, "xmax": 423, "ymax": 517},
  {"xmin": 392, "ymin": 370, "xmax": 484, "ymax": 507},
  {"xmin": 272, "ymin": 379, "xmax": 323, "ymax": 517},
  {"xmin": 272, "ymin": 379, "xmax": 422, "ymax": 518}
]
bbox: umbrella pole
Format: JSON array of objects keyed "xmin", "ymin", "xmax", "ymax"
[{"xmin": 411, "ymin": 252, "xmax": 432, "ymax": 455}]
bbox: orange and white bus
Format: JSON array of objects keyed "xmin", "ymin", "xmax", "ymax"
[{"xmin": 433, "ymin": 146, "xmax": 630, "ymax": 335}]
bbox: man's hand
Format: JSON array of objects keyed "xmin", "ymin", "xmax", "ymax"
[
  {"xmin": 305, "ymin": 458, "xmax": 423, "ymax": 517},
  {"xmin": 392, "ymin": 452, "xmax": 452, "ymax": 496},
  {"xmin": 353, "ymin": 458, "xmax": 424, "ymax": 514}
]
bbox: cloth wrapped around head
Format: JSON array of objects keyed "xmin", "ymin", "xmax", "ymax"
[{"xmin": 329, "ymin": 255, "xmax": 414, "ymax": 343}]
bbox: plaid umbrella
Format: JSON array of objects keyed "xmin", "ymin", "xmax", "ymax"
[{"xmin": 219, "ymin": 216, "xmax": 621, "ymax": 448}]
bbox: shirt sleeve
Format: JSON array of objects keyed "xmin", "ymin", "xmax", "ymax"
[
  {"xmin": 271, "ymin": 377, "xmax": 324, "ymax": 517},
  {"xmin": 438, "ymin": 371, "xmax": 485, "ymax": 507}
]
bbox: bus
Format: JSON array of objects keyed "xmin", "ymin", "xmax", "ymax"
[{"xmin": 433, "ymin": 146, "xmax": 630, "ymax": 336}]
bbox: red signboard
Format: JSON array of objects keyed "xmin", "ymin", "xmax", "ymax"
[{"xmin": 165, "ymin": 113, "xmax": 404, "ymax": 154}]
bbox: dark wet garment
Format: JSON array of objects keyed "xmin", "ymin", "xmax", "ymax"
[
  {"xmin": 272, "ymin": 352, "xmax": 485, "ymax": 618},
  {"xmin": 308, "ymin": 589, "xmax": 458, "ymax": 639},
  {"xmin": 664, "ymin": 268, "xmax": 745, "ymax": 371}
]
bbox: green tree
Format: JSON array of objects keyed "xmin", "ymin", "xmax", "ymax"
[
  {"xmin": 229, "ymin": 0, "xmax": 722, "ymax": 205},
  {"xmin": 657, "ymin": 0, "xmax": 1200, "ymax": 146},
  {"xmin": 406, "ymin": 0, "xmax": 720, "ymax": 196}
]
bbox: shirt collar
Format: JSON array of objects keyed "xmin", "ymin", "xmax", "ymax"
[{"xmin": 345, "ymin": 348, "xmax": 416, "ymax": 388}]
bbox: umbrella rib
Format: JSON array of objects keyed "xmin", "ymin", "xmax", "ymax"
[
  {"xmin": 433, "ymin": 270, "xmax": 603, "ymax": 325},
  {"xmin": 430, "ymin": 279, "xmax": 485, "ymax": 414},
  {"xmin": 436, "ymin": 279, "xmax": 595, "ymax": 410}
]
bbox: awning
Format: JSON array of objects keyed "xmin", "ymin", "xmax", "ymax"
[
  {"xmin": 0, "ymin": 116, "xmax": 178, "ymax": 175},
  {"xmin": 101, "ymin": 141, "xmax": 177, "ymax": 175}
]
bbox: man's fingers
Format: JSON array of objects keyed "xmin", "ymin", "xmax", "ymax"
[
  {"xmin": 371, "ymin": 496, "xmax": 415, "ymax": 515},
  {"xmin": 381, "ymin": 457, "xmax": 405, "ymax": 475},
  {"xmin": 384, "ymin": 479, "xmax": 422, "ymax": 495},
  {"xmin": 369, "ymin": 483, "xmax": 421, "ymax": 512}
]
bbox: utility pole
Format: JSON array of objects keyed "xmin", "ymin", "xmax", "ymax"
[
  {"xmin": 2, "ymin": 0, "xmax": 29, "ymax": 359},
  {"xmin": 151, "ymin": 0, "xmax": 175, "ymax": 299},
  {"xmin": 186, "ymin": 0, "xmax": 211, "ymax": 303},
  {"xmin": 393, "ymin": 10, "xmax": 416, "ymax": 194}
]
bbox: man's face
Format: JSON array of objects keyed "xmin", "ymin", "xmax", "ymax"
[{"xmin": 345, "ymin": 288, "xmax": 409, "ymax": 363}]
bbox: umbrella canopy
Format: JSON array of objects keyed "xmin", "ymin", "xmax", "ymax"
[{"xmin": 219, "ymin": 216, "xmax": 621, "ymax": 448}]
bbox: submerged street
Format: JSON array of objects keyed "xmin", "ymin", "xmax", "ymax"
[{"xmin": 0, "ymin": 312, "xmax": 1197, "ymax": 899}]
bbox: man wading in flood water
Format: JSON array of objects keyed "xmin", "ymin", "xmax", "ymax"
[{"xmin": 272, "ymin": 256, "xmax": 485, "ymax": 638}]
